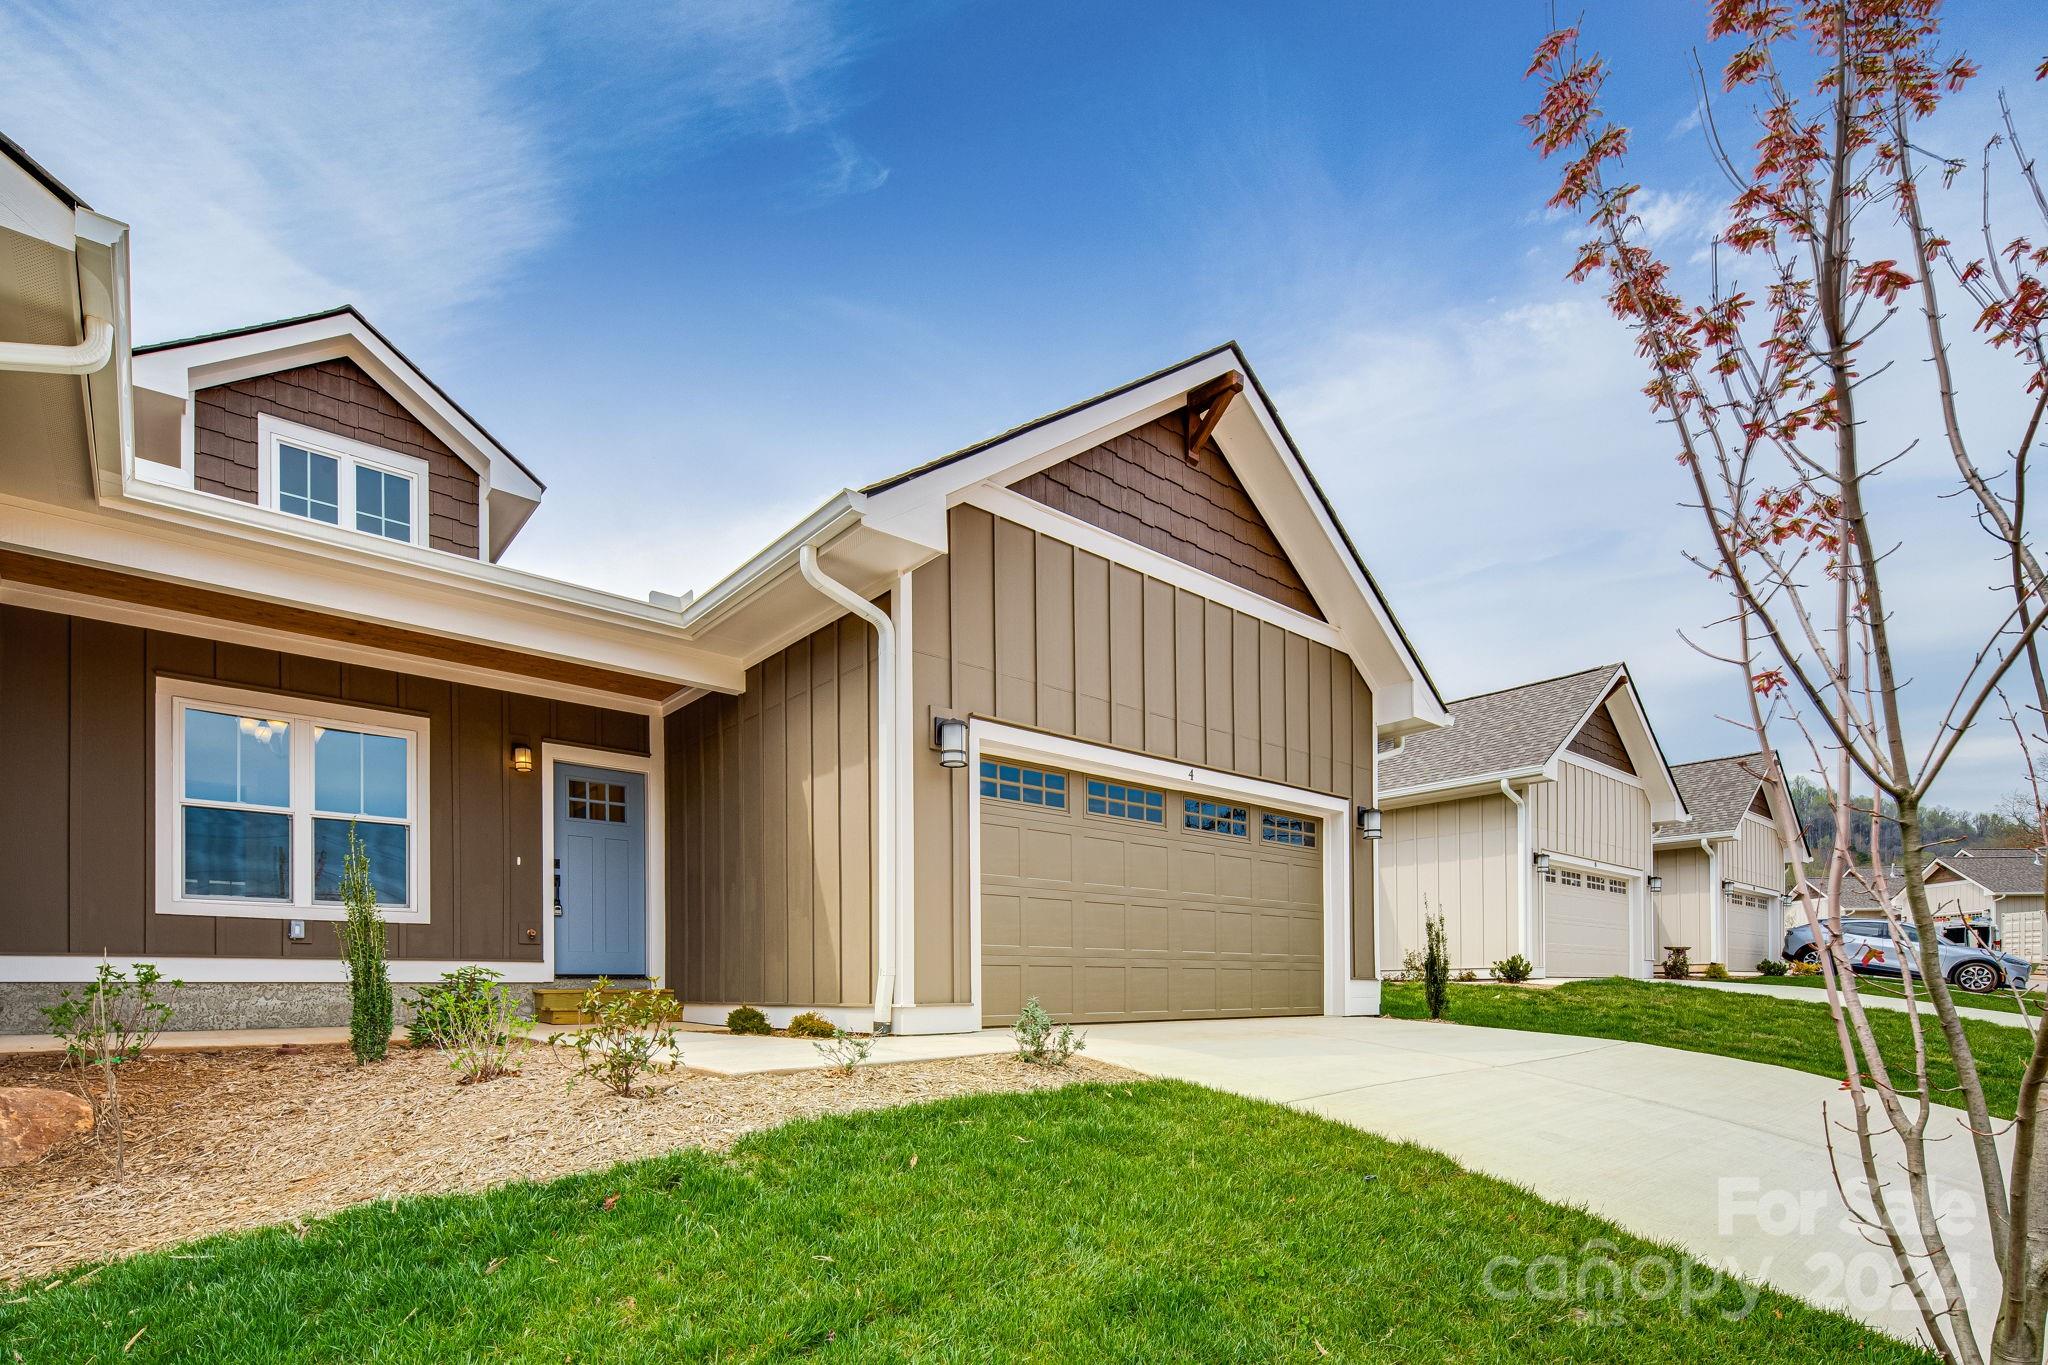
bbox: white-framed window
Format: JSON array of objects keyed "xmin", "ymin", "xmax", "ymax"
[
  {"xmin": 257, "ymin": 413, "xmax": 429, "ymax": 548},
  {"xmin": 154, "ymin": 679, "xmax": 430, "ymax": 923}
]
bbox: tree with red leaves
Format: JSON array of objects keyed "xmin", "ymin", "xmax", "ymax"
[{"xmin": 1531, "ymin": 5, "xmax": 2048, "ymax": 1361}]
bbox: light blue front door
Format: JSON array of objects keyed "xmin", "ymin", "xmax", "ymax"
[{"xmin": 554, "ymin": 764, "xmax": 647, "ymax": 977}]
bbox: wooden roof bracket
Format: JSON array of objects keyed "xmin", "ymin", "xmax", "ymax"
[{"xmin": 1181, "ymin": 370, "xmax": 1244, "ymax": 464}]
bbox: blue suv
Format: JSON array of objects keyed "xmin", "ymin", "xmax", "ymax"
[{"xmin": 1784, "ymin": 915, "xmax": 2029, "ymax": 995}]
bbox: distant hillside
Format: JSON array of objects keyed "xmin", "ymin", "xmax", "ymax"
[{"xmin": 1787, "ymin": 778, "xmax": 2037, "ymax": 868}]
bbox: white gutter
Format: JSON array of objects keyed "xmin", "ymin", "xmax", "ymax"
[
  {"xmin": 1501, "ymin": 779, "xmax": 1533, "ymax": 966},
  {"xmin": 798, "ymin": 541, "xmax": 898, "ymax": 1031},
  {"xmin": 0, "ymin": 314, "xmax": 113, "ymax": 375},
  {"xmin": 1701, "ymin": 838, "xmax": 1722, "ymax": 965}
]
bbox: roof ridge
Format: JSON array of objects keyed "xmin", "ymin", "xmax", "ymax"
[
  {"xmin": 1445, "ymin": 662, "xmax": 1621, "ymax": 707},
  {"xmin": 1670, "ymin": 751, "xmax": 1770, "ymax": 770}
]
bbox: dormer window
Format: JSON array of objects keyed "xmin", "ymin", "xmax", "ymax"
[{"xmin": 258, "ymin": 414, "xmax": 426, "ymax": 548}]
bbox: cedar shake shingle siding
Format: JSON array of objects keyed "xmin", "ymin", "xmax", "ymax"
[
  {"xmin": 192, "ymin": 357, "xmax": 483, "ymax": 558},
  {"xmin": 1011, "ymin": 416, "xmax": 1321, "ymax": 618},
  {"xmin": 1565, "ymin": 696, "xmax": 1635, "ymax": 773}
]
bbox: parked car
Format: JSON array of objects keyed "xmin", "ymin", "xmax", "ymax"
[{"xmin": 1784, "ymin": 917, "xmax": 2029, "ymax": 994}]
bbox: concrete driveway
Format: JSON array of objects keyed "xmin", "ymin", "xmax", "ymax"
[{"xmin": 1084, "ymin": 1015, "xmax": 2005, "ymax": 1350}]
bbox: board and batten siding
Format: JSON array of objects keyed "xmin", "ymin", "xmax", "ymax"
[
  {"xmin": 1652, "ymin": 845, "xmax": 1714, "ymax": 960},
  {"xmin": 911, "ymin": 505, "xmax": 1375, "ymax": 1007},
  {"xmin": 1379, "ymin": 795, "xmax": 1518, "ymax": 972},
  {"xmin": 0, "ymin": 604, "xmax": 649, "ymax": 964},
  {"xmin": 1920, "ymin": 867, "xmax": 1997, "ymax": 921},
  {"xmin": 665, "ymin": 614, "xmax": 876, "ymax": 1010},
  {"xmin": 1529, "ymin": 759, "xmax": 1651, "ymax": 871},
  {"xmin": 1726, "ymin": 816, "xmax": 1787, "ymax": 890}
]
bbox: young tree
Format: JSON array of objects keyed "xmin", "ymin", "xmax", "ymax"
[{"xmin": 1528, "ymin": 6, "xmax": 2048, "ymax": 1361}]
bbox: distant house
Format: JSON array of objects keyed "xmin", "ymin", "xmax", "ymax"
[
  {"xmin": 1650, "ymin": 755, "xmax": 1804, "ymax": 970},
  {"xmin": 1920, "ymin": 849, "xmax": 2046, "ymax": 962},
  {"xmin": 1376, "ymin": 665, "xmax": 1687, "ymax": 978}
]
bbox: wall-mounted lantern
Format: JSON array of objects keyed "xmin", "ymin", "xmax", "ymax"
[
  {"xmin": 1648, "ymin": 875, "xmax": 1664, "ymax": 893},
  {"xmin": 934, "ymin": 716, "xmax": 968, "ymax": 769},
  {"xmin": 1533, "ymin": 852, "xmax": 1552, "ymax": 874},
  {"xmin": 1721, "ymin": 879, "xmax": 1735, "ymax": 894},
  {"xmin": 511, "ymin": 743, "xmax": 534, "ymax": 775},
  {"xmin": 1356, "ymin": 806, "xmax": 1383, "ymax": 841}
]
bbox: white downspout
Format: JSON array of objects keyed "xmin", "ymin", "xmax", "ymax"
[
  {"xmin": 1500, "ymin": 779, "xmax": 1530, "ymax": 970},
  {"xmin": 0, "ymin": 315, "xmax": 113, "ymax": 375},
  {"xmin": 1701, "ymin": 838, "xmax": 1721, "ymax": 968},
  {"xmin": 798, "ymin": 543, "xmax": 897, "ymax": 1032}
]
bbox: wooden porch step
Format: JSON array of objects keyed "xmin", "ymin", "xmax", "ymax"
[{"xmin": 532, "ymin": 984, "xmax": 671, "ymax": 1025}]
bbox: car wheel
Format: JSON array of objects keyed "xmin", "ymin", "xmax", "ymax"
[
  {"xmin": 1952, "ymin": 961, "xmax": 2001, "ymax": 995},
  {"xmin": 1795, "ymin": 945, "xmax": 1820, "ymax": 964}
]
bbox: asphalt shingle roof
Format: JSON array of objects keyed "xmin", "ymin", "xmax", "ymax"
[
  {"xmin": 1654, "ymin": 754, "xmax": 1770, "ymax": 841},
  {"xmin": 1944, "ymin": 848, "xmax": 2048, "ymax": 896},
  {"xmin": 1378, "ymin": 665, "xmax": 1621, "ymax": 794}
]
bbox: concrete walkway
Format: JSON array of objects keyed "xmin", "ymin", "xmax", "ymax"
[
  {"xmin": 1664, "ymin": 976, "xmax": 2037, "ymax": 1029},
  {"xmin": 1082, "ymin": 1015, "xmax": 2003, "ymax": 1351}
]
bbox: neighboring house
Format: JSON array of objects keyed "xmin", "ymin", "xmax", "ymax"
[
  {"xmin": 1919, "ymin": 850, "xmax": 2047, "ymax": 963},
  {"xmin": 1650, "ymin": 754, "xmax": 1804, "ymax": 971},
  {"xmin": 1376, "ymin": 665, "xmax": 1687, "ymax": 978},
  {"xmin": 0, "ymin": 137, "xmax": 1449, "ymax": 1033}
]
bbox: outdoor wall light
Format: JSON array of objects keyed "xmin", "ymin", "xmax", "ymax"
[
  {"xmin": 511, "ymin": 743, "xmax": 534, "ymax": 775},
  {"xmin": 1722, "ymin": 879, "xmax": 1736, "ymax": 894},
  {"xmin": 1533, "ymin": 852, "xmax": 1552, "ymax": 873},
  {"xmin": 1648, "ymin": 875, "xmax": 1664, "ymax": 894},
  {"xmin": 1356, "ymin": 806, "xmax": 1383, "ymax": 841},
  {"xmin": 934, "ymin": 716, "xmax": 968, "ymax": 769}
]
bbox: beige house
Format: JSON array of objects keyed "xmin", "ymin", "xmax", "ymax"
[
  {"xmin": 1650, "ymin": 755, "xmax": 1803, "ymax": 971},
  {"xmin": 0, "ymin": 134, "xmax": 1453, "ymax": 1031},
  {"xmin": 1918, "ymin": 851, "xmax": 2047, "ymax": 964},
  {"xmin": 1375, "ymin": 665, "xmax": 1686, "ymax": 978}
]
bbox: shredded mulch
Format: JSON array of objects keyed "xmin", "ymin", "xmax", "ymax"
[{"xmin": 0, "ymin": 1043, "xmax": 1118, "ymax": 1284}]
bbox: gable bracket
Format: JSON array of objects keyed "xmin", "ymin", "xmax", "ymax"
[{"xmin": 1181, "ymin": 370, "xmax": 1244, "ymax": 465}]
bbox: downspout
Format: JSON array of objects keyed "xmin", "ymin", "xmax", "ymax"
[
  {"xmin": 798, "ymin": 543, "xmax": 897, "ymax": 1032},
  {"xmin": 1700, "ymin": 838, "xmax": 1720, "ymax": 968},
  {"xmin": 1500, "ymin": 780, "xmax": 1530, "ymax": 967},
  {"xmin": 0, "ymin": 315, "xmax": 113, "ymax": 374}
]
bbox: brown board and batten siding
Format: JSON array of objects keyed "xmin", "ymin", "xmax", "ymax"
[
  {"xmin": 1010, "ymin": 416, "xmax": 1321, "ymax": 618},
  {"xmin": 912, "ymin": 505, "xmax": 1375, "ymax": 1006},
  {"xmin": 192, "ymin": 357, "xmax": 483, "ymax": 558},
  {"xmin": 0, "ymin": 604, "xmax": 647, "ymax": 962},
  {"xmin": 665, "ymin": 614, "xmax": 876, "ymax": 1011}
]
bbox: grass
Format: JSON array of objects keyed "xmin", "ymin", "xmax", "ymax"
[
  {"xmin": 0, "ymin": 1082, "xmax": 1925, "ymax": 1363},
  {"xmin": 1384, "ymin": 978, "xmax": 2037, "ymax": 1118},
  {"xmin": 1719, "ymin": 969, "xmax": 2042, "ymax": 1018}
]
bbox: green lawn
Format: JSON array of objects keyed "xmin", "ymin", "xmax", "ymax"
[
  {"xmin": 0, "ymin": 1081, "xmax": 1923, "ymax": 1363},
  {"xmin": 1383, "ymin": 978, "xmax": 2036, "ymax": 1117},
  {"xmin": 1719, "ymin": 970, "xmax": 2042, "ymax": 1018}
]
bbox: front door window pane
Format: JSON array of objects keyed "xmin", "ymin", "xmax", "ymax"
[{"xmin": 182, "ymin": 807, "xmax": 290, "ymax": 899}]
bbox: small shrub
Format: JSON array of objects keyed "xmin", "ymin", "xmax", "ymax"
[
  {"xmin": 1422, "ymin": 910, "xmax": 1451, "ymax": 1019},
  {"xmin": 1757, "ymin": 958, "xmax": 1789, "ymax": 977},
  {"xmin": 41, "ymin": 959, "xmax": 180, "ymax": 1181},
  {"xmin": 437, "ymin": 978, "xmax": 531, "ymax": 1084},
  {"xmin": 1660, "ymin": 946, "xmax": 1692, "ymax": 980},
  {"xmin": 814, "ymin": 1027, "xmax": 874, "ymax": 1073},
  {"xmin": 1454, "ymin": 968, "xmax": 1480, "ymax": 983},
  {"xmin": 1397, "ymin": 948, "xmax": 1427, "ymax": 983},
  {"xmin": 570, "ymin": 978, "xmax": 683, "ymax": 1097},
  {"xmin": 1013, "ymin": 997, "xmax": 1085, "ymax": 1067},
  {"xmin": 786, "ymin": 1011, "xmax": 837, "ymax": 1039},
  {"xmin": 338, "ymin": 822, "xmax": 392, "ymax": 1065},
  {"xmin": 1788, "ymin": 958, "xmax": 1823, "ymax": 977},
  {"xmin": 1702, "ymin": 961, "xmax": 1731, "ymax": 981},
  {"xmin": 408, "ymin": 966, "xmax": 505, "ymax": 1048},
  {"xmin": 726, "ymin": 1005, "xmax": 771, "ymax": 1036},
  {"xmin": 1492, "ymin": 953, "xmax": 1534, "ymax": 984}
]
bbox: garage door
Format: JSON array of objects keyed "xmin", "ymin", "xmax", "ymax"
[
  {"xmin": 1725, "ymin": 890, "xmax": 1776, "ymax": 969},
  {"xmin": 978, "ymin": 758, "xmax": 1323, "ymax": 1025},
  {"xmin": 2003, "ymin": 909, "xmax": 2044, "ymax": 964},
  {"xmin": 1543, "ymin": 867, "xmax": 1632, "ymax": 977}
]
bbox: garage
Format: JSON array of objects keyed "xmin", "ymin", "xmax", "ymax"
[
  {"xmin": 1542, "ymin": 866, "xmax": 1633, "ymax": 977},
  {"xmin": 978, "ymin": 757, "xmax": 1324, "ymax": 1025},
  {"xmin": 1724, "ymin": 889, "xmax": 1778, "ymax": 969}
]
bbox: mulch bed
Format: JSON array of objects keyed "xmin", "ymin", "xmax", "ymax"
[{"xmin": 0, "ymin": 1042, "xmax": 1117, "ymax": 1284}]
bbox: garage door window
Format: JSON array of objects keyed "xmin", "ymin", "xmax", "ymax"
[
  {"xmin": 1086, "ymin": 779, "xmax": 1164, "ymax": 824},
  {"xmin": 1260, "ymin": 813, "xmax": 1318, "ymax": 848},
  {"xmin": 1183, "ymin": 799, "xmax": 1248, "ymax": 837},
  {"xmin": 979, "ymin": 760, "xmax": 1067, "ymax": 808}
]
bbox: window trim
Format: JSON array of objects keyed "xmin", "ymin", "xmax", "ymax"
[
  {"xmin": 257, "ymin": 413, "xmax": 430, "ymax": 549},
  {"xmin": 154, "ymin": 678, "xmax": 432, "ymax": 923}
]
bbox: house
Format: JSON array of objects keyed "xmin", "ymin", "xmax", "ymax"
[
  {"xmin": 1917, "ymin": 850, "xmax": 2046, "ymax": 963},
  {"xmin": 1650, "ymin": 754, "xmax": 1803, "ymax": 971},
  {"xmin": 0, "ymin": 135, "xmax": 1450, "ymax": 1033},
  {"xmin": 1375, "ymin": 664, "xmax": 1687, "ymax": 978}
]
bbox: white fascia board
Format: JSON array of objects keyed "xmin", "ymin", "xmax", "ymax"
[
  {"xmin": 680, "ymin": 491, "xmax": 865, "ymax": 631},
  {"xmin": 1379, "ymin": 767, "xmax": 1548, "ymax": 808},
  {"xmin": 1653, "ymin": 826, "xmax": 1737, "ymax": 847},
  {"xmin": 131, "ymin": 313, "xmax": 541, "ymax": 503},
  {"xmin": 0, "ymin": 492, "xmax": 747, "ymax": 694},
  {"xmin": 0, "ymin": 154, "xmax": 75, "ymax": 248}
]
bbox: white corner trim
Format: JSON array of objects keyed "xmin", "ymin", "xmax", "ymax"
[
  {"xmin": 539, "ymin": 743, "xmax": 665, "ymax": 985},
  {"xmin": 959, "ymin": 485, "xmax": 1345, "ymax": 650},
  {"xmin": 0, "ymin": 956, "xmax": 557, "ymax": 984},
  {"xmin": 968, "ymin": 719, "xmax": 1359, "ymax": 1021}
]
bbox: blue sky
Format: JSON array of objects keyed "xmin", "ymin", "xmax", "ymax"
[{"xmin": 4, "ymin": 0, "xmax": 2044, "ymax": 809}]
